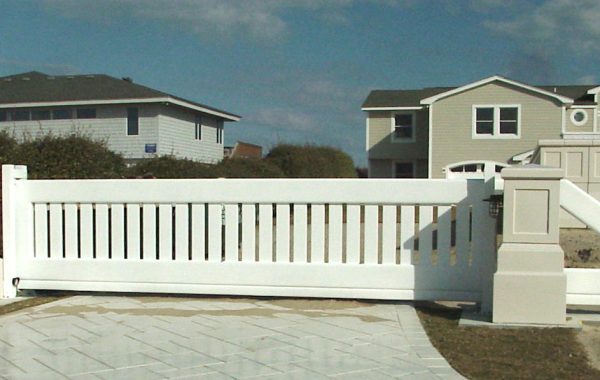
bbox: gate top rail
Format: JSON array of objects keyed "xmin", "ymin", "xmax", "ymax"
[{"xmin": 21, "ymin": 177, "xmax": 476, "ymax": 204}]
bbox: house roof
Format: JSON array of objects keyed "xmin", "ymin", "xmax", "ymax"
[
  {"xmin": 362, "ymin": 76, "xmax": 598, "ymax": 110},
  {"xmin": 0, "ymin": 71, "xmax": 241, "ymax": 121}
]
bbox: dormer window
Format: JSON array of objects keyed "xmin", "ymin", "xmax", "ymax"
[{"xmin": 391, "ymin": 112, "xmax": 416, "ymax": 142}]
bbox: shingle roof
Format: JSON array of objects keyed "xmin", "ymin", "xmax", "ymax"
[
  {"xmin": 0, "ymin": 71, "xmax": 240, "ymax": 120},
  {"xmin": 363, "ymin": 82, "xmax": 598, "ymax": 108}
]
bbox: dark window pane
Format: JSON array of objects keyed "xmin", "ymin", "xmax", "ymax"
[
  {"xmin": 31, "ymin": 110, "xmax": 51, "ymax": 120},
  {"xmin": 127, "ymin": 107, "xmax": 139, "ymax": 135},
  {"xmin": 464, "ymin": 164, "xmax": 477, "ymax": 172},
  {"xmin": 476, "ymin": 121, "xmax": 493, "ymax": 134},
  {"xmin": 76, "ymin": 108, "xmax": 96, "ymax": 119},
  {"xmin": 11, "ymin": 110, "xmax": 29, "ymax": 121},
  {"xmin": 0, "ymin": 111, "xmax": 6, "ymax": 122},
  {"xmin": 476, "ymin": 107, "xmax": 494, "ymax": 120},
  {"xmin": 500, "ymin": 107, "xmax": 518, "ymax": 120},
  {"xmin": 52, "ymin": 109, "xmax": 71, "ymax": 119},
  {"xmin": 394, "ymin": 162, "xmax": 414, "ymax": 178},
  {"xmin": 395, "ymin": 114, "xmax": 413, "ymax": 127},
  {"xmin": 573, "ymin": 111, "xmax": 585, "ymax": 122},
  {"xmin": 394, "ymin": 126, "xmax": 413, "ymax": 139},
  {"xmin": 500, "ymin": 121, "xmax": 517, "ymax": 134}
]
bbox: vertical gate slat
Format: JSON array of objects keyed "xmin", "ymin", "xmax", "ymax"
[
  {"xmin": 310, "ymin": 204, "xmax": 325, "ymax": 263},
  {"xmin": 224, "ymin": 204, "xmax": 239, "ymax": 262},
  {"xmin": 275, "ymin": 204, "xmax": 290, "ymax": 263},
  {"xmin": 293, "ymin": 204, "xmax": 307, "ymax": 263},
  {"xmin": 437, "ymin": 205, "xmax": 452, "ymax": 266},
  {"xmin": 381, "ymin": 205, "xmax": 397, "ymax": 265},
  {"xmin": 80, "ymin": 204, "xmax": 93, "ymax": 259},
  {"xmin": 327, "ymin": 204, "xmax": 343, "ymax": 263},
  {"xmin": 64, "ymin": 204, "xmax": 78, "ymax": 259},
  {"xmin": 175, "ymin": 204, "xmax": 189, "ymax": 261},
  {"xmin": 158, "ymin": 204, "xmax": 173, "ymax": 261},
  {"xmin": 49, "ymin": 204, "xmax": 63, "ymax": 259},
  {"xmin": 34, "ymin": 204, "xmax": 48, "ymax": 258},
  {"xmin": 400, "ymin": 205, "xmax": 415, "ymax": 265},
  {"xmin": 346, "ymin": 205, "xmax": 360, "ymax": 264},
  {"xmin": 95, "ymin": 204, "xmax": 109, "ymax": 259},
  {"xmin": 191, "ymin": 204, "xmax": 205, "ymax": 261},
  {"xmin": 419, "ymin": 206, "xmax": 434, "ymax": 265},
  {"xmin": 126, "ymin": 204, "xmax": 140, "ymax": 259},
  {"xmin": 455, "ymin": 204, "xmax": 470, "ymax": 267},
  {"xmin": 143, "ymin": 204, "xmax": 156, "ymax": 260},
  {"xmin": 363, "ymin": 205, "xmax": 379, "ymax": 264},
  {"xmin": 208, "ymin": 204, "xmax": 222, "ymax": 262},
  {"xmin": 258, "ymin": 204, "xmax": 273, "ymax": 262},
  {"xmin": 241, "ymin": 204, "xmax": 255, "ymax": 262},
  {"xmin": 111, "ymin": 204, "xmax": 125, "ymax": 260}
]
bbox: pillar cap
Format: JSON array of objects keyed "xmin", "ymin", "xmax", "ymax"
[{"xmin": 501, "ymin": 165, "xmax": 564, "ymax": 180}]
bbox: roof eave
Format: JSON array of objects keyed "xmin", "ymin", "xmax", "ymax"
[
  {"xmin": 420, "ymin": 75, "xmax": 574, "ymax": 105},
  {"xmin": 361, "ymin": 106, "xmax": 424, "ymax": 111}
]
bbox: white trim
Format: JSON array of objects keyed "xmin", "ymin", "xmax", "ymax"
[
  {"xmin": 0, "ymin": 97, "xmax": 241, "ymax": 121},
  {"xmin": 511, "ymin": 150, "xmax": 534, "ymax": 163},
  {"xmin": 392, "ymin": 160, "xmax": 416, "ymax": 178},
  {"xmin": 428, "ymin": 105, "xmax": 432, "ymax": 179},
  {"xmin": 420, "ymin": 75, "xmax": 573, "ymax": 105},
  {"xmin": 561, "ymin": 106, "xmax": 566, "ymax": 135},
  {"xmin": 390, "ymin": 111, "xmax": 416, "ymax": 143},
  {"xmin": 586, "ymin": 86, "xmax": 600, "ymax": 95},
  {"xmin": 362, "ymin": 106, "xmax": 423, "ymax": 111},
  {"xmin": 569, "ymin": 105, "xmax": 597, "ymax": 109},
  {"xmin": 471, "ymin": 104, "xmax": 521, "ymax": 139},
  {"xmin": 365, "ymin": 117, "xmax": 370, "ymax": 152},
  {"xmin": 570, "ymin": 109, "xmax": 589, "ymax": 127}
]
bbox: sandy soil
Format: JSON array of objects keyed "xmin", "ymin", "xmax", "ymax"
[{"xmin": 562, "ymin": 229, "xmax": 600, "ymax": 268}]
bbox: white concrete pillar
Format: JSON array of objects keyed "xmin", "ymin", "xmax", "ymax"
[{"xmin": 493, "ymin": 166, "xmax": 566, "ymax": 324}]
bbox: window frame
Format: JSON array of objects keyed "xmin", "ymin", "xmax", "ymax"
[
  {"xmin": 216, "ymin": 120, "xmax": 224, "ymax": 144},
  {"xmin": 127, "ymin": 107, "xmax": 139, "ymax": 136},
  {"xmin": 390, "ymin": 111, "xmax": 416, "ymax": 143},
  {"xmin": 195, "ymin": 115, "xmax": 202, "ymax": 140},
  {"xmin": 570, "ymin": 109, "xmax": 589, "ymax": 127},
  {"xmin": 392, "ymin": 161, "xmax": 416, "ymax": 178},
  {"xmin": 472, "ymin": 104, "xmax": 521, "ymax": 139}
]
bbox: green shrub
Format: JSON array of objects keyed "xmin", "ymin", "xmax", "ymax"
[
  {"xmin": 0, "ymin": 132, "xmax": 18, "ymax": 166},
  {"xmin": 126, "ymin": 156, "xmax": 217, "ymax": 178},
  {"xmin": 214, "ymin": 158, "xmax": 284, "ymax": 178},
  {"xmin": 266, "ymin": 144, "xmax": 357, "ymax": 178},
  {"xmin": 15, "ymin": 134, "xmax": 125, "ymax": 179}
]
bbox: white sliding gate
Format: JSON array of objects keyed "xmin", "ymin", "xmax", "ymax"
[{"xmin": 2, "ymin": 165, "xmax": 496, "ymax": 301}]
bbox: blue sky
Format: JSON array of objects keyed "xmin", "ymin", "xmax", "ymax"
[{"xmin": 1, "ymin": 0, "xmax": 599, "ymax": 166}]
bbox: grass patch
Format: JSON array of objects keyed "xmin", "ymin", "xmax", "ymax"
[
  {"xmin": 416, "ymin": 302, "xmax": 600, "ymax": 380},
  {"xmin": 0, "ymin": 296, "xmax": 64, "ymax": 316}
]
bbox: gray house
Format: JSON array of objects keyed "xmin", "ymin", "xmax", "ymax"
[
  {"xmin": 363, "ymin": 75, "xmax": 599, "ymax": 178},
  {"xmin": 0, "ymin": 71, "xmax": 240, "ymax": 163}
]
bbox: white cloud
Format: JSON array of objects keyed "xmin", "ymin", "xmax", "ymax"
[
  {"xmin": 43, "ymin": 0, "xmax": 408, "ymax": 43},
  {"xmin": 250, "ymin": 107, "xmax": 318, "ymax": 131},
  {"xmin": 484, "ymin": 0, "xmax": 600, "ymax": 54}
]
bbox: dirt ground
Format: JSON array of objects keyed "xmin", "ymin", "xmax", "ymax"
[{"xmin": 562, "ymin": 228, "xmax": 600, "ymax": 268}]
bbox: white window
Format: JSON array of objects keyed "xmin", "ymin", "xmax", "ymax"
[
  {"xmin": 570, "ymin": 109, "xmax": 588, "ymax": 126},
  {"xmin": 195, "ymin": 115, "xmax": 202, "ymax": 140},
  {"xmin": 394, "ymin": 162, "xmax": 415, "ymax": 178},
  {"xmin": 473, "ymin": 105, "xmax": 520, "ymax": 138},
  {"xmin": 216, "ymin": 120, "xmax": 224, "ymax": 144},
  {"xmin": 391, "ymin": 112, "xmax": 415, "ymax": 142}
]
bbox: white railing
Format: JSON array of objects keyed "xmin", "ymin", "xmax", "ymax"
[
  {"xmin": 560, "ymin": 179, "xmax": 600, "ymax": 233},
  {"xmin": 2, "ymin": 165, "xmax": 496, "ymax": 301}
]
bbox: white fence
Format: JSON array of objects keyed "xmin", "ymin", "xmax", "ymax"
[{"xmin": 2, "ymin": 165, "xmax": 497, "ymax": 302}]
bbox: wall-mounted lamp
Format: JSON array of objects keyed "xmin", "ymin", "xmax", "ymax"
[{"xmin": 483, "ymin": 194, "xmax": 503, "ymax": 218}]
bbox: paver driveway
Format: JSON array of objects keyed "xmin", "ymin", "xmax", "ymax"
[{"xmin": 0, "ymin": 296, "xmax": 463, "ymax": 379}]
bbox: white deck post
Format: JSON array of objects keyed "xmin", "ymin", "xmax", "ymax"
[
  {"xmin": 2, "ymin": 165, "xmax": 28, "ymax": 298},
  {"xmin": 493, "ymin": 166, "xmax": 566, "ymax": 324}
]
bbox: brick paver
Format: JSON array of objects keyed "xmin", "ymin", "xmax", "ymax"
[{"xmin": 0, "ymin": 296, "xmax": 464, "ymax": 379}]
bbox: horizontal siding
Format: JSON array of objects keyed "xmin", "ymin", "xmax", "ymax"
[
  {"xmin": 367, "ymin": 109, "xmax": 429, "ymax": 162},
  {"xmin": 0, "ymin": 104, "xmax": 159, "ymax": 159},
  {"xmin": 368, "ymin": 158, "xmax": 428, "ymax": 178},
  {"xmin": 157, "ymin": 105, "xmax": 223, "ymax": 163},
  {"xmin": 564, "ymin": 108, "xmax": 595, "ymax": 133},
  {"xmin": 431, "ymin": 82, "xmax": 563, "ymax": 178}
]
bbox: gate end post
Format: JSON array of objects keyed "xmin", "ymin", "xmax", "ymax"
[
  {"xmin": 2, "ymin": 165, "xmax": 28, "ymax": 298},
  {"xmin": 493, "ymin": 166, "xmax": 566, "ymax": 325}
]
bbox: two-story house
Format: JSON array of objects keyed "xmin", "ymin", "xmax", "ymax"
[
  {"xmin": 363, "ymin": 75, "xmax": 599, "ymax": 178},
  {"xmin": 0, "ymin": 71, "xmax": 240, "ymax": 163}
]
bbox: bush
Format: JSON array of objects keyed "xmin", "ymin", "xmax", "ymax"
[
  {"xmin": 0, "ymin": 132, "xmax": 18, "ymax": 166},
  {"xmin": 214, "ymin": 158, "xmax": 284, "ymax": 178},
  {"xmin": 15, "ymin": 134, "xmax": 126, "ymax": 179},
  {"xmin": 266, "ymin": 144, "xmax": 357, "ymax": 178},
  {"xmin": 126, "ymin": 156, "xmax": 217, "ymax": 178}
]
